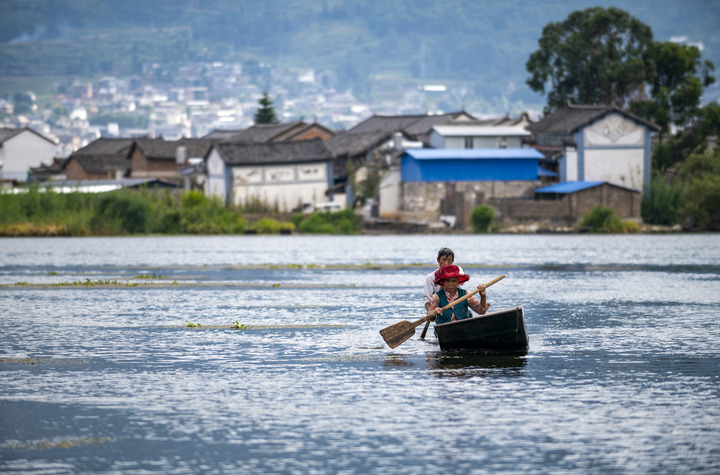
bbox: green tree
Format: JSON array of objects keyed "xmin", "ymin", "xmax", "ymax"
[
  {"xmin": 526, "ymin": 7, "xmax": 653, "ymax": 114},
  {"xmin": 651, "ymin": 102, "xmax": 720, "ymax": 171},
  {"xmin": 254, "ymin": 92, "xmax": 278, "ymax": 124},
  {"xmin": 630, "ymin": 41, "xmax": 715, "ymax": 135}
]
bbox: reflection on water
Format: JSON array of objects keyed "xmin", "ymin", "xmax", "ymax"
[
  {"xmin": 426, "ymin": 351, "xmax": 527, "ymax": 378},
  {"xmin": 1, "ymin": 235, "xmax": 720, "ymax": 473}
]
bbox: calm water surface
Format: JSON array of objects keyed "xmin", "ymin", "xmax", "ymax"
[{"xmin": 1, "ymin": 235, "xmax": 719, "ymax": 474}]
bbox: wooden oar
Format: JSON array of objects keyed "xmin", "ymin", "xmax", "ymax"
[{"xmin": 380, "ymin": 274, "xmax": 505, "ymax": 349}]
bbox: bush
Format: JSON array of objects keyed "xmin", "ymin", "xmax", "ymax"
[
  {"xmin": 681, "ymin": 175, "xmax": 720, "ymax": 231},
  {"xmin": 293, "ymin": 209, "xmax": 361, "ymax": 234},
  {"xmin": 470, "ymin": 205, "xmax": 495, "ymax": 233},
  {"xmin": 642, "ymin": 173, "xmax": 685, "ymax": 225},
  {"xmin": 580, "ymin": 205, "xmax": 639, "ymax": 233}
]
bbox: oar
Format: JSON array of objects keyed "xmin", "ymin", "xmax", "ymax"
[{"xmin": 379, "ymin": 274, "xmax": 505, "ymax": 349}]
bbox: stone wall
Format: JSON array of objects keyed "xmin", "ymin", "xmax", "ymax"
[
  {"xmin": 400, "ymin": 180, "xmax": 541, "ymax": 225},
  {"xmin": 399, "ymin": 181, "xmax": 641, "ymax": 228}
]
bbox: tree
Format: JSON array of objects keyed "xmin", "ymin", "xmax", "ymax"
[
  {"xmin": 630, "ymin": 41, "xmax": 715, "ymax": 135},
  {"xmin": 526, "ymin": 7, "xmax": 653, "ymax": 114},
  {"xmin": 254, "ymin": 92, "xmax": 278, "ymax": 124}
]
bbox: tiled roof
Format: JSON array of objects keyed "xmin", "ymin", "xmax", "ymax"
[
  {"xmin": 214, "ymin": 139, "xmax": 334, "ymax": 165},
  {"xmin": 0, "ymin": 127, "xmax": 25, "ymax": 143},
  {"xmin": 0, "ymin": 126, "xmax": 56, "ymax": 145},
  {"xmin": 134, "ymin": 138, "xmax": 216, "ymax": 160},
  {"xmin": 527, "ymin": 104, "xmax": 659, "ymax": 134},
  {"xmin": 325, "ymin": 130, "xmax": 392, "ymax": 158},
  {"xmin": 224, "ymin": 121, "xmax": 306, "ymax": 143},
  {"xmin": 74, "ymin": 137, "xmax": 135, "ymax": 156},
  {"xmin": 70, "ymin": 154, "xmax": 131, "ymax": 174}
]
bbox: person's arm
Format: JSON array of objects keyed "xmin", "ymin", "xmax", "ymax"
[
  {"xmin": 467, "ymin": 284, "xmax": 490, "ymax": 315},
  {"xmin": 424, "ymin": 273, "xmax": 434, "ymax": 311},
  {"xmin": 427, "ymin": 294, "xmax": 441, "ymax": 319}
]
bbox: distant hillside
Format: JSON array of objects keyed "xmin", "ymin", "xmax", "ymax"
[{"xmin": 1, "ymin": 0, "xmax": 718, "ymax": 111}]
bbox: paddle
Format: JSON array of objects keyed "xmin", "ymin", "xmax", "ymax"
[{"xmin": 380, "ymin": 274, "xmax": 506, "ymax": 349}]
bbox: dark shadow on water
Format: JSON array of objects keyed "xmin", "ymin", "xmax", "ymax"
[{"xmin": 425, "ymin": 350, "xmax": 527, "ymax": 378}]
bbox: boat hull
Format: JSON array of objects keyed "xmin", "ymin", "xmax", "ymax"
[{"xmin": 434, "ymin": 306, "xmax": 529, "ymax": 352}]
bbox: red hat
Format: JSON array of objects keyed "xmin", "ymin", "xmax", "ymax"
[{"xmin": 434, "ymin": 264, "xmax": 470, "ymax": 286}]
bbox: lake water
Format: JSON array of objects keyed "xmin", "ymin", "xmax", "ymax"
[{"xmin": 1, "ymin": 234, "xmax": 719, "ymax": 474}]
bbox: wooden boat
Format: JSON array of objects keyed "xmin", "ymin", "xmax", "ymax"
[{"xmin": 434, "ymin": 306, "xmax": 529, "ymax": 352}]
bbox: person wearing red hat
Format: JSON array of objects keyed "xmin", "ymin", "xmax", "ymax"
[{"xmin": 427, "ymin": 265, "xmax": 490, "ymax": 325}]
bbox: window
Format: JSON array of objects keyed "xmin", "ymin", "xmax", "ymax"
[
  {"xmin": 497, "ymin": 137, "xmax": 507, "ymax": 149},
  {"xmin": 464, "ymin": 136, "xmax": 473, "ymax": 149}
]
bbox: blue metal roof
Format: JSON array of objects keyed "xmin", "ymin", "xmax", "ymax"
[
  {"xmin": 535, "ymin": 181, "xmax": 605, "ymax": 194},
  {"xmin": 404, "ymin": 148, "xmax": 545, "ymax": 160},
  {"xmin": 538, "ymin": 167, "xmax": 558, "ymax": 177}
]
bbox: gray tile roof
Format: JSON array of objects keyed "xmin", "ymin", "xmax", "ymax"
[
  {"xmin": 74, "ymin": 137, "xmax": 135, "ymax": 156},
  {"xmin": 71, "ymin": 154, "xmax": 131, "ymax": 174},
  {"xmin": 325, "ymin": 130, "xmax": 392, "ymax": 158},
  {"xmin": 527, "ymin": 104, "xmax": 659, "ymax": 134},
  {"xmin": 0, "ymin": 126, "xmax": 56, "ymax": 145},
  {"xmin": 224, "ymin": 121, "xmax": 307, "ymax": 143},
  {"xmin": 214, "ymin": 139, "xmax": 334, "ymax": 166},
  {"xmin": 347, "ymin": 112, "xmax": 474, "ymax": 138},
  {"xmin": 134, "ymin": 138, "xmax": 217, "ymax": 160}
]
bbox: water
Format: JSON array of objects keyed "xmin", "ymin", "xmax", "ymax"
[{"xmin": 1, "ymin": 234, "xmax": 719, "ymax": 473}]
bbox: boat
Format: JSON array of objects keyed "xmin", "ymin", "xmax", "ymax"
[{"xmin": 433, "ymin": 306, "xmax": 529, "ymax": 352}]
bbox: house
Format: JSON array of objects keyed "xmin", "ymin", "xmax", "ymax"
[
  {"xmin": 325, "ymin": 130, "xmax": 419, "ymax": 213},
  {"xmin": 527, "ymin": 104, "xmax": 659, "ymax": 193},
  {"xmin": 429, "ymin": 124, "xmax": 531, "ymax": 149},
  {"xmin": 130, "ymin": 137, "xmax": 217, "ymax": 184},
  {"xmin": 0, "ymin": 127, "xmax": 56, "ymax": 182},
  {"xmin": 398, "ymin": 148, "xmax": 546, "ymax": 226},
  {"xmin": 64, "ymin": 138, "xmax": 135, "ymax": 181},
  {"xmin": 492, "ymin": 181, "xmax": 642, "ymax": 227},
  {"xmin": 205, "ymin": 139, "xmax": 335, "ymax": 211}
]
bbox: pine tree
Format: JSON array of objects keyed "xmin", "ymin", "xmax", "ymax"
[{"xmin": 254, "ymin": 92, "xmax": 278, "ymax": 124}]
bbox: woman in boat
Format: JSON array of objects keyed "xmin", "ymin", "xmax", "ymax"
[{"xmin": 427, "ymin": 265, "xmax": 489, "ymax": 324}]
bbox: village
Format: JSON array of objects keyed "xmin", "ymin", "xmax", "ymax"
[{"xmin": 0, "ymin": 77, "xmax": 658, "ymax": 234}]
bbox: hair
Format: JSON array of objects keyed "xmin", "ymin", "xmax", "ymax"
[{"xmin": 437, "ymin": 247, "xmax": 455, "ymax": 260}]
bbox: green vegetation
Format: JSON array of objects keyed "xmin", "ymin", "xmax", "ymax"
[
  {"xmin": 232, "ymin": 321, "xmax": 247, "ymax": 330},
  {"xmin": 254, "ymin": 92, "xmax": 278, "ymax": 124},
  {"xmin": 642, "ymin": 148, "xmax": 720, "ymax": 231},
  {"xmin": 470, "ymin": 205, "xmax": 495, "ymax": 233},
  {"xmin": 0, "ymin": 187, "xmax": 362, "ymax": 236},
  {"xmin": 581, "ymin": 206, "xmax": 641, "ymax": 233},
  {"xmin": 291, "ymin": 209, "xmax": 361, "ymax": 234},
  {"xmin": 186, "ymin": 320, "xmax": 202, "ymax": 328}
]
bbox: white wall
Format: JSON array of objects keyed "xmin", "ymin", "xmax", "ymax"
[
  {"xmin": 584, "ymin": 149, "xmax": 644, "ymax": 190},
  {"xmin": 0, "ymin": 130, "xmax": 55, "ymax": 181},
  {"xmin": 565, "ymin": 149, "xmax": 578, "ymax": 181},
  {"xmin": 205, "ymin": 149, "xmax": 227, "ymax": 201},
  {"xmin": 581, "ymin": 113, "xmax": 645, "ymax": 190},
  {"xmin": 379, "ymin": 165, "xmax": 401, "ymax": 218},
  {"xmin": 230, "ymin": 161, "xmax": 330, "ymax": 212}
]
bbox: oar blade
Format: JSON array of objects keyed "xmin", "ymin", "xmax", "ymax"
[{"xmin": 380, "ymin": 320, "xmax": 416, "ymax": 349}]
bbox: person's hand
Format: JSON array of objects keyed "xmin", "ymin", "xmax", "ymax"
[{"xmin": 476, "ymin": 283, "xmax": 486, "ymax": 297}]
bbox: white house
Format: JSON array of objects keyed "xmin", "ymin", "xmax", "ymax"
[
  {"xmin": 429, "ymin": 125, "xmax": 531, "ymax": 149},
  {"xmin": 0, "ymin": 127, "xmax": 56, "ymax": 181},
  {"xmin": 206, "ymin": 139, "xmax": 335, "ymax": 211},
  {"xmin": 527, "ymin": 104, "xmax": 659, "ymax": 193}
]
